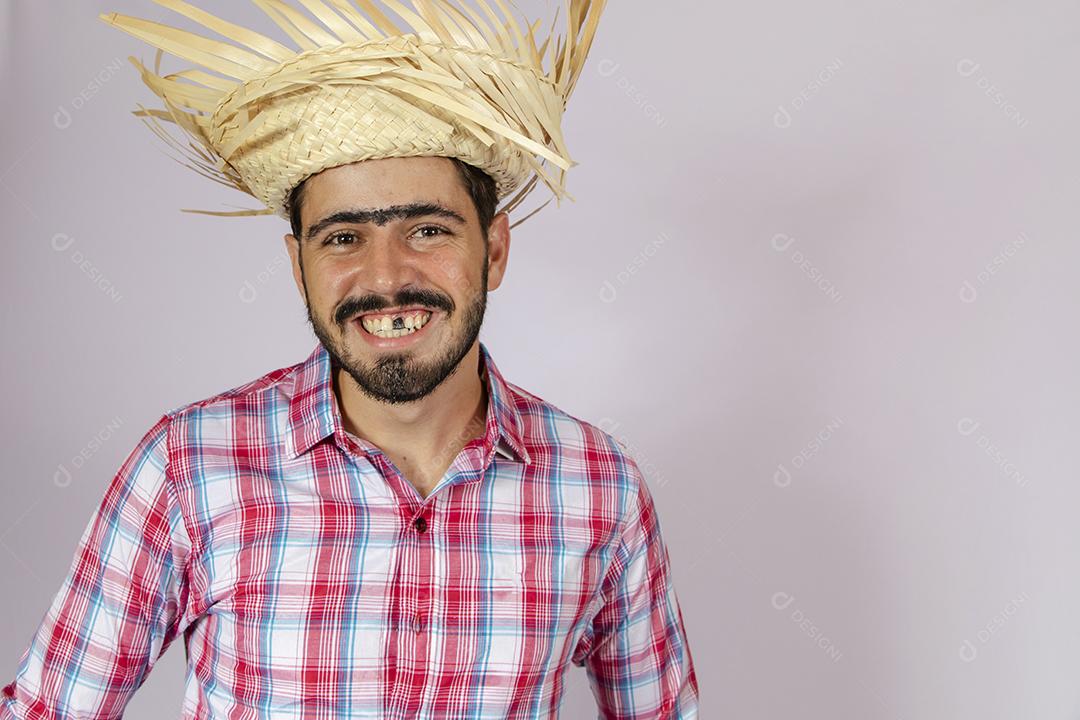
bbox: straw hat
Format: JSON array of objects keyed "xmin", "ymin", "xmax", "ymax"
[{"xmin": 99, "ymin": 0, "xmax": 607, "ymax": 226}]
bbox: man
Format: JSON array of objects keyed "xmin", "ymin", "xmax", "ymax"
[{"xmin": 2, "ymin": 1, "xmax": 699, "ymax": 717}]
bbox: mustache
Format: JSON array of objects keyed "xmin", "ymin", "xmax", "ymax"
[{"xmin": 335, "ymin": 289, "xmax": 453, "ymax": 325}]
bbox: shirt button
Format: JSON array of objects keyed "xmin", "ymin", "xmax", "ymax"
[{"xmin": 414, "ymin": 516, "xmax": 428, "ymax": 533}]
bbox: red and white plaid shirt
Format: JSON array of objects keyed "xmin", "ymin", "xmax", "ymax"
[{"xmin": 2, "ymin": 341, "xmax": 698, "ymax": 718}]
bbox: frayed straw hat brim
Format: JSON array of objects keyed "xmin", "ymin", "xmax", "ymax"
[{"xmin": 99, "ymin": 0, "xmax": 607, "ymax": 227}]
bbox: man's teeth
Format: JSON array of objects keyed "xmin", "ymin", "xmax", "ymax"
[{"xmin": 360, "ymin": 310, "xmax": 432, "ymax": 338}]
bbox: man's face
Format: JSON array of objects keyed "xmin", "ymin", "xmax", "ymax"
[{"xmin": 284, "ymin": 156, "xmax": 509, "ymax": 405}]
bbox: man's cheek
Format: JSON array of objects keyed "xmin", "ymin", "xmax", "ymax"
[{"xmin": 423, "ymin": 251, "xmax": 463, "ymax": 286}]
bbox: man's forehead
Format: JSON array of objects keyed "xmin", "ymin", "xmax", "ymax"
[
  {"xmin": 299, "ymin": 158, "xmax": 470, "ymax": 220},
  {"xmin": 305, "ymin": 156, "xmax": 461, "ymax": 192}
]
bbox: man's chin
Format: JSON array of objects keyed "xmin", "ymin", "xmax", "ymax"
[{"xmin": 342, "ymin": 356, "xmax": 453, "ymax": 405}]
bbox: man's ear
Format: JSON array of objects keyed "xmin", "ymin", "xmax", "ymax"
[
  {"xmin": 284, "ymin": 233, "xmax": 307, "ymax": 304},
  {"xmin": 485, "ymin": 211, "xmax": 511, "ymax": 292}
]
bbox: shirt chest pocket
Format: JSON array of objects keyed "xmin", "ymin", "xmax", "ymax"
[{"xmin": 488, "ymin": 550, "xmax": 524, "ymax": 594}]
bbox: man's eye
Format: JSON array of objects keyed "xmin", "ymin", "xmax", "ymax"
[
  {"xmin": 324, "ymin": 231, "xmax": 356, "ymax": 246},
  {"xmin": 323, "ymin": 226, "xmax": 447, "ymax": 246},
  {"xmin": 414, "ymin": 225, "xmax": 448, "ymax": 239}
]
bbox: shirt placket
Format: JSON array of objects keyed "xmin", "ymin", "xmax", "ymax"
[
  {"xmin": 402, "ymin": 501, "xmax": 433, "ymax": 718},
  {"xmin": 367, "ymin": 451, "xmax": 435, "ymax": 719},
  {"xmin": 348, "ymin": 430, "xmax": 495, "ymax": 718}
]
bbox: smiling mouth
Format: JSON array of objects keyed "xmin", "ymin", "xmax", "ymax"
[{"xmin": 356, "ymin": 308, "xmax": 435, "ymax": 338}]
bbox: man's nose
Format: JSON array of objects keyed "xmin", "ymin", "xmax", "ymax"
[{"xmin": 364, "ymin": 233, "xmax": 419, "ymax": 292}]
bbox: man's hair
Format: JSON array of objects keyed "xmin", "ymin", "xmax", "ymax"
[{"xmin": 287, "ymin": 157, "xmax": 499, "ymax": 245}]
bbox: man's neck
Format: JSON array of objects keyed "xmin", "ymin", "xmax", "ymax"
[{"xmin": 333, "ymin": 343, "xmax": 488, "ymax": 468}]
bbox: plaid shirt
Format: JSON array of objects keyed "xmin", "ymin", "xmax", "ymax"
[{"xmin": 1, "ymin": 341, "xmax": 698, "ymax": 719}]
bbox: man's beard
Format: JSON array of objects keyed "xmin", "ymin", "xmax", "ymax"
[{"xmin": 303, "ymin": 257, "xmax": 488, "ymax": 406}]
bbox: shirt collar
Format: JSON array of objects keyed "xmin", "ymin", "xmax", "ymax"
[{"xmin": 286, "ymin": 340, "xmax": 531, "ymax": 465}]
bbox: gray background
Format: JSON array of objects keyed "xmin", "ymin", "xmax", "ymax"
[{"xmin": 2, "ymin": 0, "xmax": 1077, "ymax": 718}]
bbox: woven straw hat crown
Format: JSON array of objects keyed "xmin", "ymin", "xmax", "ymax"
[{"xmin": 100, "ymin": 0, "xmax": 606, "ymax": 225}]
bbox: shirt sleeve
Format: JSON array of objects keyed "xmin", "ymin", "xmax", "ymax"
[
  {"xmin": 1, "ymin": 412, "xmax": 192, "ymax": 720},
  {"xmin": 572, "ymin": 458, "xmax": 700, "ymax": 719}
]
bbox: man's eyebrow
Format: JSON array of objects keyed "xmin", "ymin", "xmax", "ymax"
[{"xmin": 303, "ymin": 202, "xmax": 468, "ymax": 242}]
